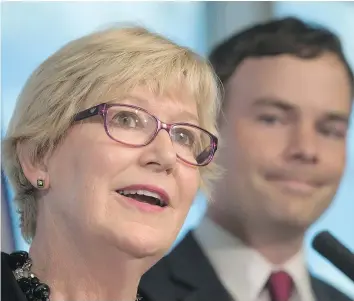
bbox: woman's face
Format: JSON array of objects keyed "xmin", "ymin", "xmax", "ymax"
[{"xmin": 42, "ymin": 87, "xmax": 201, "ymax": 258}]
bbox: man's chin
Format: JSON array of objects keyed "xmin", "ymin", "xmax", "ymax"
[{"xmin": 271, "ymin": 212, "xmax": 315, "ymax": 234}]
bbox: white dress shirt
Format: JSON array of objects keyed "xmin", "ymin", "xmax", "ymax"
[{"xmin": 194, "ymin": 217, "xmax": 316, "ymax": 301}]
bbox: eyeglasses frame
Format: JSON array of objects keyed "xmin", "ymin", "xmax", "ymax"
[{"xmin": 73, "ymin": 103, "xmax": 218, "ymax": 166}]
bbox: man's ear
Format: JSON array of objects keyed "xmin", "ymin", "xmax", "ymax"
[{"xmin": 17, "ymin": 142, "xmax": 50, "ymax": 190}]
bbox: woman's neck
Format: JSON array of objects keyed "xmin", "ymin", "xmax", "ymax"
[{"xmin": 29, "ymin": 213, "xmax": 145, "ymax": 301}]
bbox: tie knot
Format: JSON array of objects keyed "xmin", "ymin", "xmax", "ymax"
[{"xmin": 267, "ymin": 271, "xmax": 293, "ymax": 301}]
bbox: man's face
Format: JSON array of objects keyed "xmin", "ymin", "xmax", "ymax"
[{"xmin": 212, "ymin": 54, "xmax": 351, "ymax": 233}]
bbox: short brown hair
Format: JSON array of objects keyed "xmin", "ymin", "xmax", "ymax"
[{"xmin": 209, "ymin": 17, "xmax": 353, "ymax": 111}]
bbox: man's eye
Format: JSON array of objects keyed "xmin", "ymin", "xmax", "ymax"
[
  {"xmin": 320, "ymin": 127, "xmax": 346, "ymax": 139},
  {"xmin": 257, "ymin": 114, "xmax": 283, "ymax": 125}
]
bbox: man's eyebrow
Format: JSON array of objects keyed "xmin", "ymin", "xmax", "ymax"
[
  {"xmin": 322, "ymin": 112, "xmax": 349, "ymax": 124},
  {"xmin": 252, "ymin": 97, "xmax": 350, "ymax": 124},
  {"xmin": 251, "ymin": 97, "xmax": 295, "ymax": 111}
]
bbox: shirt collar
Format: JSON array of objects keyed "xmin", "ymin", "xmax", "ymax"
[{"xmin": 194, "ymin": 216, "xmax": 315, "ymax": 301}]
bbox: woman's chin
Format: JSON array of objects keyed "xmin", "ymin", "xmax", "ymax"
[
  {"xmin": 93, "ymin": 216, "xmax": 179, "ymax": 259},
  {"xmin": 105, "ymin": 228, "xmax": 175, "ymax": 259},
  {"xmin": 120, "ymin": 236, "xmax": 171, "ymax": 259}
]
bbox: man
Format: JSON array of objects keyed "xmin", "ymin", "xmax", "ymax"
[{"xmin": 139, "ymin": 17, "xmax": 353, "ymax": 301}]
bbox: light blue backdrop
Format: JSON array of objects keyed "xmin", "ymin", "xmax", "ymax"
[{"xmin": 2, "ymin": 2, "xmax": 353, "ymax": 298}]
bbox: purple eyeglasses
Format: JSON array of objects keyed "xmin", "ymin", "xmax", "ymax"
[{"xmin": 74, "ymin": 103, "xmax": 218, "ymax": 166}]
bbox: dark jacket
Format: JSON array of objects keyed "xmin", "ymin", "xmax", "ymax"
[
  {"xmin": 1, "ymin": 251, "xmax": 148, "ymax": 301},
  {"xmin": 139, "ymin": 231, "xmax": 354, "ymax": 301},
  {"xmin": 2, "ymin": 252, "xmax": 27, "ymax": 301}
]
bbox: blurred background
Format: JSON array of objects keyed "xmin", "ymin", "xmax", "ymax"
[{"xmin": 1, "ymin": 1, "xmax": 353, "ymax": 298}]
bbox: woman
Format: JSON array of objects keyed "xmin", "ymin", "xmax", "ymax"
[{"xmin": 1, "ymin": 26, "xmax": 221, "ymax": 301}]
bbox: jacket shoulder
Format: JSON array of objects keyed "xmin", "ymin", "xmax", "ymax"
[{"xmin": 311, "ymin": 276, "xmax": 354, "ymax": 301}]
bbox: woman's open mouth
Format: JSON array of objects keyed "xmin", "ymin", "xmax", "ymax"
[{"xmin": 117, "ymin": 189, "xmax": 168, "ymax": 208}]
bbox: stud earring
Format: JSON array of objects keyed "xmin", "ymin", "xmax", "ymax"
[{"xmin": 36, "ymin": 179, "xmax": 45, "ymax": 189}]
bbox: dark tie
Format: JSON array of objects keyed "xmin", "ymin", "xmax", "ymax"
[{"xmin": 267, "ymin": 271, "xmax": 293, "ymax": 301}]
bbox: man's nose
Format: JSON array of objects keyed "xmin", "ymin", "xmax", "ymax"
[{"xmin": 285, "ymin": 123, "xmax": 319, "ymax": 164}]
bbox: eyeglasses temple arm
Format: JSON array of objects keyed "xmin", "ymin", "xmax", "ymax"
[{"xmin": 73, "ymin": 104, "xmax": 104, "ymax": 122}]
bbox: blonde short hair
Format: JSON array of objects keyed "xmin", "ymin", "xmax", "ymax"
[{"xmin": 2, "ymin": 26, "xmax": 222, "ymax": 243}]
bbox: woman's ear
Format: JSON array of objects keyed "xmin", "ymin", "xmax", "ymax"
[{"xmin": 17, "ymin": 142, "xmax": 50, "ymax": 190}]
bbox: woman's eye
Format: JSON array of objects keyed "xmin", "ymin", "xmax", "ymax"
[
  {"xmin": 175, "ymin": 130, "xmax": 195, "ymax": 147},
  {"xmin": 113, "ymin": 112, "xmax": 140, "ymax": 128}
]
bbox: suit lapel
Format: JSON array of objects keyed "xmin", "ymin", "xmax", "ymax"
[
  {"xmin": 181, "ymin": 287, "xmax": 231, "ymax": 301},
  {"xmin": 310, "ymin": 275, "xmax": 332, "ymax": 301},
  {"xmin": 167, "ymin": 232, "xmax": 232, "ymax": 301},
  {"xmin": 311, "ymin": 276, "xmax": 325, "ymax": 301},
  {"xmin": 140, "ymin": 231, "xmax": 231, "ymax": 301}
]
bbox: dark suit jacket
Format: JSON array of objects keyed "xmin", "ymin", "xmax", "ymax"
[{"xmin": 140, "ymin": 231, "xmax": 354, "ymax": 301}]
